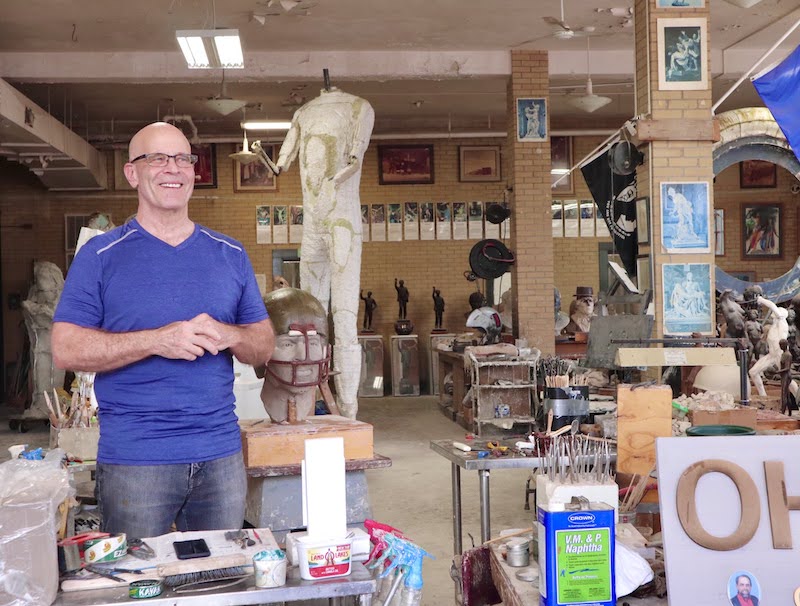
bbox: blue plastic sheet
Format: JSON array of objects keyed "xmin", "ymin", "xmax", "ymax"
[{"xmin": 716, "ymin": 256, "xmax": 800, "ymax": 303}]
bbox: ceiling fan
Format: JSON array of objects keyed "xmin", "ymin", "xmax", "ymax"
[{"xmin": 543, "ymin": 0, "xmax": 596, "ymax": 40}]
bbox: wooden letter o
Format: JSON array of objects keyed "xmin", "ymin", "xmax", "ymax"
[{"xmin": 676, "ymin": 459, "xmax": 760, "ymax": 551}]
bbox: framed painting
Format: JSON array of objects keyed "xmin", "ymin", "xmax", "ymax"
[
  {"xmin": 191, "ymin": 143, "xmax": 217, "ymax": 189},
  {"xmin": 636, "ymin": 196, "xmax": 650, "ymax": 245},
  {"xmin": 516, "ymin": 97, "xmax": 547, "ymax": 142},
  {"xmin": 740, "ymin": 160, "xmax": 776, "ymax": 189},
  {"xmin": 637, "ymin": 255, "xmax": 652, "ymax": 293},
  {"xmin": 660, "ymin": 181, "xmax": 710, "ymax": 253},
  {"xmin": 234, "ymin": 144, "xmax": 277, "ymax": 192},
  {"xmin": 714, "ymin": 208, "xmax": 724, "ymax": 255},
  {"xmin": 742, "ymin": 203, "xmax": 782, "ymax": 258},
  {"xmin": 378, "ymin": 144, "xmax": 434, "ymax": 185},
  {"xmin": 551, "ymin": 136, "xmax": 573, "ymax": 194},
  {"xmin": 657, "ymin": 18, "xmax": 708, "ymax": 91},
  {"xmin": 662, "ymin": 262, "xmax": 713, "ymax": 335},
  {"xmin": 459, "ymin": 145, "xmax": 500, "ymax": 182},
  {"xmin": 655, "ymin": 0, "xmax": 704, "ymax": 7}
]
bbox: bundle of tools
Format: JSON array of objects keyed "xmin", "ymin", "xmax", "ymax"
[
  {"xmin": 43, "ymin": 380, "xmax": 96, "ymax": 429},
  {"xmin": 539, "ymin": 355, "xmax": 572, "ymax": 388}
]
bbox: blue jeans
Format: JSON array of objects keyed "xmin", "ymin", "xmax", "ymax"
[{"xmin": 96, "ymin": 451, "xmax": 246, "ymax": 539}]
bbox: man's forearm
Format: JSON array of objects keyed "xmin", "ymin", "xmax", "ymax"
[{"xmin": 52, "ymin": 322, "xmax": 161, "ymax": 372}]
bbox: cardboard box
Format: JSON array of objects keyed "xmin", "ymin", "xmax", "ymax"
[
  {"xmin": 49, "ymin": 426, "xmax": 99, "ymax": 460},
  {"xmin": 240, "ymin": 415, "xmax": 373, "ymax": 468},
  {"xmin": 690, "ymin": 407, "xmax": 757, "ymax": 430}
]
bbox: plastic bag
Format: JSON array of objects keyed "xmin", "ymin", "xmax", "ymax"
[
  {"xmin": 0, "ymin": 449, "xmax": 71, "ymax": 606},
  {"xmin": 615, "ymin": 539, "xmax": 654, "ymax": 598}
]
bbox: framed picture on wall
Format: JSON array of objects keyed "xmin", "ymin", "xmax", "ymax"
[
  {"xmin": 742, "ymin": 203, "xmax": 782, "ymax": 258},
  {"xmin": 660, "ymin": 181, "xmax": 710, "ymax": 253},
  {"xmin": 234, "ymin": 144, "xmax": 277, "ymax": 192},
  {"xmin": 378, "ymin": 144, "xmax": 434, "ymax": 185},
  {"xmin": 740, "ymin": 160, "xmax": 777, "ymax": 189},
  {"xmin": 714, "ymin": 208, "xmax": 724, "ymax": 255},
  {"xmin": 662, "ymin": 262, "xmax": 713, "ymax": 335},
  {"xmin": 459, "ymin": 146, "xmax": 500, "ymax": 182},
  {"xmin": 657, "ymin": 18, "xmax": 708, "ymax": 91},
  {"xmin": 551, "ymin": 136, "xmax": 573, "ymax": 194},
  {"xmin": 191, "ymin": 143, "xmax": 217, "ymax": 189},
  {"xmin": 635, "ymin": 197, "xmax": 650, "ymax": 245},
  {"xmin": 516, "ymin": 97, "xmax": 548, "ymax": 142},
  {"xmin": 637, "ymin": 255, "xmax": 652, "ymax": 292},
  {"xmin": 655, "ymin": 0, "xmax": 704, "ymax": 7}
]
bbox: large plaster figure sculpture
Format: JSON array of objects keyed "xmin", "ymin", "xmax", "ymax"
[
  {"xmin": 255, "ymin": 83, "xmax": 374, "ymax": 419},
  {"xmin": 257, "ymin": 288, "xmax": 331, "ymax": 423},
  {"xmin": 749, "ymin": 296, "xmax": 789, "ymax": 396},
  {"xmin": 21, "ymin": 261, "xmax": 65, "ymax": 419}
]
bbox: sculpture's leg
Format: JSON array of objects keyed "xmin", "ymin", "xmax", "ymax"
[
  {"xmin": 299, "ymin": 209, "xmax": 332, "ymax": 312},
  {"xmin": 328, "ymin": 183, "xmax": 362, "ymax": 419}
]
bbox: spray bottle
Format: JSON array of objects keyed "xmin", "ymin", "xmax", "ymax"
[{"xmin": 381, "ymin": 534, "xmax": 434, "ymax": 606}]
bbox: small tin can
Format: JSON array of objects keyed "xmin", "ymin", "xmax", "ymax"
[
  {"xmin": 129, "ymin": 579, "xmax": 163, "ymax": 599},
  {"xmin": 506, "ymin": 537, "xmax": 530, "ymax": 567}
]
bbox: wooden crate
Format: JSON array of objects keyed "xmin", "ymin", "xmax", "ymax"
[{"xmin": 240, "ymin": 415, "xmax": 373, "ymax": 468}]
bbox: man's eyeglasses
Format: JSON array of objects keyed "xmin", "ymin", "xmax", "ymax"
[{"xmin": 129, "ymin": 153, "xmax": 198, "ymax": 168}]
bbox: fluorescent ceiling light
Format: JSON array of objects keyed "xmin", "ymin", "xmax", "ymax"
[
  {"xmin": 176, "ymin": 29, "xmax": 244, "ymax": 69},
  {"xmin": 241, "ymin": 121, "xmax": 293, "ymax": 130}
]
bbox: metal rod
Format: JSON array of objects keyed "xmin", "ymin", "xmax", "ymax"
[
  {"xmin": 479, "ymin": 470, "xmax": 491, "ymax": 543},
  {"xmin": 713, "ymin": 16, "xmax": 800, "ymax": 113},
  {"xmin": 452, "ymin": 463, "xmax": 462, "ymax": 554},
  {"xmin": 739, "ymin": 346, "xmax": 750, "ymax": 407}
]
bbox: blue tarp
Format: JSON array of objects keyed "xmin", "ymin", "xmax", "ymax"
[
  {"xmin": 753, "ymin": 45, "xmax": 800, "ymax": 161},
  {"xmin": 716, "ymin": 257, "xmax": 800, "ymax": 303}
]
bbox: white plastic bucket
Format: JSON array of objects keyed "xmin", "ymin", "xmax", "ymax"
[
  {"xmin": 253, "ymin": 549, "xmax": 287, "ymax": 588},
  {"xmin": 296, "ymin": 536, "xmax": 353, "ymax": 580}
]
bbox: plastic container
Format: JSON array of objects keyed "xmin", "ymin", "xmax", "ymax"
[
  {"xmin": 253, "ymin": 549, "xmax": 287, "ymax": 588},
  {"xmin": 296, "ymin": 536, "xmax": 353, "ymax": 580},
  {"xmin": 686, "ymin": 424, "xmax": 756, "ymax": 437}
]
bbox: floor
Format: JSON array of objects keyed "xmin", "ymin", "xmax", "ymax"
[{"xmin": 0, "ymin": 396, "xmax": 620, "ymax": 605}]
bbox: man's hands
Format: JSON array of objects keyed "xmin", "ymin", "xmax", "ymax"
[{"xmin": 154, "ymin": 313, "xmax": 227, "ymax": 361}]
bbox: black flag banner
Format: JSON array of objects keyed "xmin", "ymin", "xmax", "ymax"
[{"xmin": 580, "ymin": 151, "xmax": 638, "ymax": 277}]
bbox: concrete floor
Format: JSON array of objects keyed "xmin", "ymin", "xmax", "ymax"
[{"xmin": 0, "ymin": 396, "xmax": 536, "ymax": 604}]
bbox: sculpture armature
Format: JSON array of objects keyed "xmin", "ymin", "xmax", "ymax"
[
  {"xmin": 21, "ymin": 261, "xmax": 66, "ymax": 419},
  {"xmin": 256, "ymin": 288, "xmax": 331, "ymax": 423},
  {"xmin": 266, "ymin": 86, "xmax": 374, "ymax": 419}
]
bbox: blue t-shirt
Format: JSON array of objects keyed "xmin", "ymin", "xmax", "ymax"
[{"xmin": 53, "ymin": 220, "xmax": 268, "ymax": 465}]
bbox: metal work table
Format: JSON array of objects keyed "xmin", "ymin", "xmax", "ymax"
[
  {"xmin": 53, "ymin": 562, "xmax": 377, "ymax": 606},
  {"xmin": 430, "ymin": 439, "xmax": 616, "ymax": 554}
]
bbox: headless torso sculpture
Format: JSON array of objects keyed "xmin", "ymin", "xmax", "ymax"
[{"xmin": 274, "ymin": 84, "xmax": 374, "ymax": 419}]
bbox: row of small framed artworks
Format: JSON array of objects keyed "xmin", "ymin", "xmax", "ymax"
[
  {"xmin": 254, "ymin": 201, "xmax": 509, "ymax": 244},
  {"xmin": 551, "ymin": 200, "xmax": 609, "ymax": 238}
]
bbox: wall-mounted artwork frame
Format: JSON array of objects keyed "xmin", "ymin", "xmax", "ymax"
[
  {"xmin": 378, "ymin": 144, "xmax": 434, "ymax": 185},
  {"xmin": 739, "ymin": 159, "xmax": 777, "ymax": 189},
  {"xmin": 551, "ymin": 136, "xmax": 573, "ymax": 194},
  {"xmin": 742, "ymin": 203, "xmax": 782, "ymax": 259},
  {"xmin": 657, "ymin": 18, "xmax": 708, "ymax": 91},
  {"xmin": 714, "ymin": 208, "xmax": 724, "ymax": 255},
  {"xmin": 635, "ymin": 196, "xmax": 650, "ymax": 245},
  {"xmin": 516, "ymin": 97, "xmax": 547, "ymax": 142},
  {"xmin": 655, "ymin": 0, "xmax": 704, "ymax": 7},
  {"xmin": 234, "ymin": 144, "xmax": 277, "ymax": 192},
  {"xmin": 660, "ymin": 181, "xmax": 710, "ymax": 253},
  {"xmin": 459, "ymin": 145, "xmax": 500, "ymax": 182},
  {"xmin": 192, "ymin": 143, "xmax": 217, "ymax": 189},
  {"xmin": 662, "ymin": 262, "xmax": 713, "ymax": 335}
]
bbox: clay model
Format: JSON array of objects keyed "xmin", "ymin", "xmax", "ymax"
[
  {"xmin": 270, "ymin": 85, "xmax": 374, "ymax": 419},
  {"xmin": 257, "ymin": 288, "xmax": 330, "ymax": 423},
  {"xmin": 395, "ymin": 278, "xmax": 409, "ymax": 319},
  {"xmin": 360, "ymin": 289, "xmax": 377, "ymax": 331}
]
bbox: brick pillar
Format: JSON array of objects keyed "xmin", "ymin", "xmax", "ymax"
[
  {"xmin": 634, "ymin": 0, "xmax": 716, "ymax": 337},
  {"xmin": 508, "ymin": 51, "xmax": 555, "ymax": 353}
]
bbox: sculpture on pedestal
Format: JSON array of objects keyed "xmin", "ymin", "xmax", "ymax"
[
  {"xmin": 254, "ymin": 81, "xmax": 374, "ymax": 420},
  {"xmin": 360, "ymin": 289, "xmax": 377, "ymax": 332},
  {"xmin": 21, "ymin": 261, "xmax": 65, "ymax": 420},
  {"xmin": 749, "ymin": 296, "xmax": 789, "ymax": 396},
  {"xmin": 563, "ymin": 286, "xmax": 595, "ymax": 335},
  {"xmin": 394, "ymin": 279, "xmax": 413, "ymax": 335},
  {"xmin": 432, "ymin": 287, "xmax": 445, "ymax": 331},
  {"xmin": 257, "ymin": 288, "xmax": 330, "ymax": 423}
]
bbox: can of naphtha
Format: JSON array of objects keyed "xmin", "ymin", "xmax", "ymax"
[{"xmin": 84, "ymin": 533, "xmax": 127, "ymax": 564}]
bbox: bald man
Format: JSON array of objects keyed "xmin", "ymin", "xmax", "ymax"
[{"xmin": 52, "ymin": 122, "xmax": 275, "ymax": 538}]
